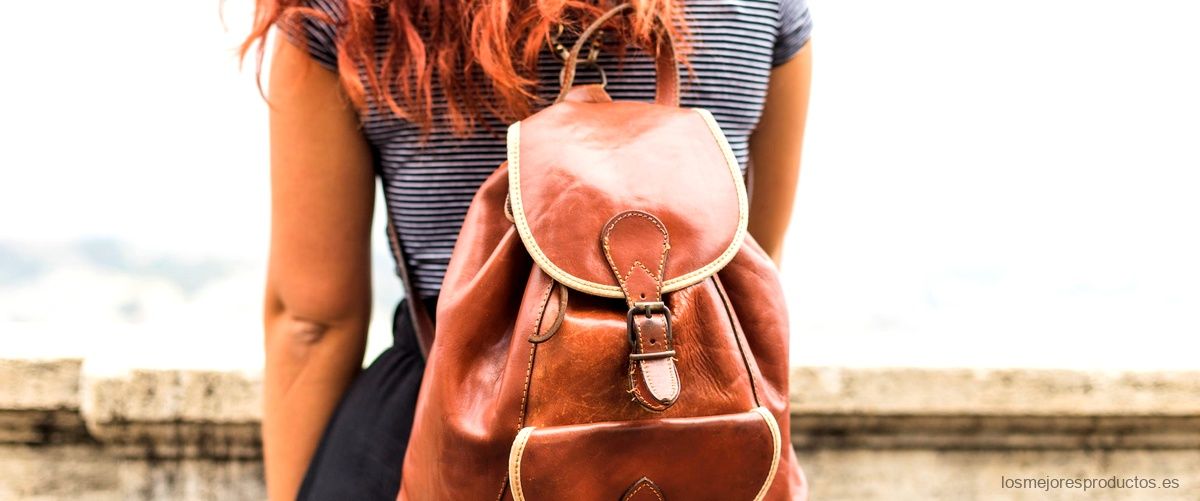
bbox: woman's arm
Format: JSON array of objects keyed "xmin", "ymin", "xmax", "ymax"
[
  {"xmin": 262, "ymin": 37, "xmax": 376, "ymax": 501},
  {"xmin": 747, "ymin": 42, "xmax": 813, "ymax": 266}
]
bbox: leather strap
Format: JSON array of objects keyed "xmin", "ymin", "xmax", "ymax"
[
  {"xmin": 386, "ymin": 219, "xmax": 435, "ymax": 358},
  {"xmin": 528, "ymin": 282, "xmax": 568, "ymax": 343},
  {"xmin": 601, "ymin": 210, "xmax": 680, "ymax": 411},
  {"xmin": 555, "ymin": 2, "xmax": 680, "ymax": 107}
]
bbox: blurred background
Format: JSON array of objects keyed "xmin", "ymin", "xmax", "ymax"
[
  {"xmin": 2, "ymin": 0, "xmax": 1199, "ymax": 499},
  {"xmin": 2, "ymin": 0, "xmax": 1197, "ymax": 372}
]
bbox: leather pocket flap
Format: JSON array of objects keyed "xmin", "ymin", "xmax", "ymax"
[
  {"xmin": 508, "ymin": 407, "xmax": 781, "ymax": 501},
  {"xmin": 507, "ymin": 104, "xmax": 749, "ymax": 299}
]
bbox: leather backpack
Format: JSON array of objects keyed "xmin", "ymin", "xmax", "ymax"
[{"xmin": 395, "ymin": 4, "xmax": 808, "ymax": 499}]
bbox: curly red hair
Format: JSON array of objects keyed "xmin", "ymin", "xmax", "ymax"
[{"xmin": 241, "ymin": 0, "xmax": 688, "ymax": 134}]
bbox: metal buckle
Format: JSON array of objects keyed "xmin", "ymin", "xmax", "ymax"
[
  {"xmin": 551, "ymin": 22, "xmax": 607, "ymax": 90},
  {"xmin": 626, "ymin": 301, "xmax": 672, "ymax": 348},
  {"xmin": 547, "ymin": 24, "xmax": 604, "ymax": 63}
]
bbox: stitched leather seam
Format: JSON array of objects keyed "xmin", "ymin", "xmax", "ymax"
[
  {"xmin": 507, "ymin": 110, "xmax": 748, "ymax": 297},
  {"xmin": 530, "ymin": 282, "xmax": 568, "ymax": 343},
  {"xmin": 613, "ymin": 212, "xmax": 668, "ymax": 297},
  {"xmin": 627, "ymin": 363, "xmax": 667, "ymax": 412},
  {"xmin": 627, "ymin": 481, "xmax": 665, "ymax": 501},
  {"xmin": 507, "ymin": 122, "xmax": 620, "ymax": 296},
  {"xmin": 633, "ymin": 335, "xmax": 662, "ymax": 400},
  {"xmin": 667, "ymin": 359, "xmax": 678, "ymax": 396},
  {"xmin": 626, "ymin": 289, "xmax": 676, "ymax": 408},
  {"xmin": 752, "ymin": 407, "xmax": 783, "ymax": 501},
  {"xmin": 629, "ymin": 311, "xmax": 654, "ymax": 407},
  {"xmin": 493, "ymin": 476, "xmax": 509, "ymax": 501},
  {"xmin": 666, "ymin": 108, "xmax": 750, "ymax": 290},
  {"xmin": 622, "ymin": 261, "xmax": 661, "ymax": 302},
  {"xmin": 600, "ymin": 210, "xmax": 675, "ymax": 409},
  {"xmin": 508, "ymin": 427, "xmax": 536, "ymax": 501},
  {"xmin": 632, "ymin": 303, "xmax": 647, "ymax": 352},
  {"xmin": 516, "ymin": 341, "xmax": 537, "ymax": 431},
  {"xmin": 713, "ymin": 275, "xmax": 762, "ymax": 407},
  {"xmin": 527, "ymin": 281, "xmax": 554, "ymax": 343},
  {"xmin": 639, "ymin": 358, "xmax": 679, "ymax": 402},
  {"xmin": 633, "ymin": 316, "xmax": 676, "ymax": 401},
  {"xmin": 600, "ymin": 210, "xmax": 668, "ymax": 306},
  {"xmin": 549, "ymin": 285, "xmax": 568, "ymax": 340}
]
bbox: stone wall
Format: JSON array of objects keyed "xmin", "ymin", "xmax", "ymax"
[
  {"xmin": 2, "ymin": 359, "xmax": 1197, "ymax": 500},
  {"xmin": 789, "ymin": 368, "xmax": 1200, "ymax": 500}
]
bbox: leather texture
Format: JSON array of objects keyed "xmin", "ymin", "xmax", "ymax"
[
  {"xmin": 510, "ymin": 409, "xmax": 778, "ymax": 501},
  {"xmin": 398, "ymin": 4, "xmax": 806, "ymax": 499},
  {"xmin": 509, "ymin": 101, "xmax": 746, "ymax": 298},
  {"xmin": 398, "ymin": 177, "xmax": 807, "ymax": 500},
  {"xmin": 602, "ymin": 210, "xmax": 680, "ymax": 410},
  {"xmin": 527, "ymin": 281, "xmax": 567, "ymax": 343},
  {"xmin": 398, "ymin": 132, "xmax": 807, "ymax": 501}
]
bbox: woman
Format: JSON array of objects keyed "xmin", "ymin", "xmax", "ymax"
[{"xmin": 244, "ymin": 0, "xmax": 812, "ymax": 498}]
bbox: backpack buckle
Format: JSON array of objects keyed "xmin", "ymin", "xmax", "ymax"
[
  {"xmin": 626, "ymin": 301, "xmax": 672, "ymax": 348},
  {"xmin": 625, "ymin": 301, "xmax": 680, "ymax": 408}
]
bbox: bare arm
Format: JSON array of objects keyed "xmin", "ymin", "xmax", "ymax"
[
  {"xmin": 747, "ymin": 42, "xmax": 813, "ymax": 266},
  {"xmin": 262, "ymin": 37, "xmax": 375, "ymax": 501}
]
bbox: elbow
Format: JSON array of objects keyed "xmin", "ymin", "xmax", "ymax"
[
  {"xmin": 263, "ymin": 300, "xmax": 332, "ymax": 364},
  {"xmin": 263, "ymin": 285, "xmax": 370, "ymax": 357},
  {"xmin": 269, "ymin": 311, "xmax": 332, "ymax": 348}
]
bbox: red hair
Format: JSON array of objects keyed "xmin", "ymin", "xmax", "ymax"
[{"xmin": 241, "ymin": 0, "xmax": 688, "ymax": 134}]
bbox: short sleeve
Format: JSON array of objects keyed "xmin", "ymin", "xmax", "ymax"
[
  {"xmin": 772, "ymin": 0, "xmax": 813, "ymax": 67},
  {"xmin": 280, "ymin": 0, "xmax": 345, "ymax": 72}
]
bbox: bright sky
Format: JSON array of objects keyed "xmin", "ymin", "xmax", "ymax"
[{"xmin": 1, "ymin": 0, "xmax": 1197, "ymax": 373}]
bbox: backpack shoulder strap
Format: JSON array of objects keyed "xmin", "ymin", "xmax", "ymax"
[
  {"xmin": 555, "ymin": 2, "xmax": 680, "ymax": 106},
  {"xmin": 386, "ymin": 219, "xmax": 435, "ymax": 358}
]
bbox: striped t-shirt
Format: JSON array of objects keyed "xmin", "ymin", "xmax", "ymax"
[{"xmin": 292, "ymin": 0, "xmax": 813, "ymax": 299}]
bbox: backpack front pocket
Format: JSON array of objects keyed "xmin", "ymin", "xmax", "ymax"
[{"xmin": 507, "ymin": 407, "xmax": 781, "ymax": 501}]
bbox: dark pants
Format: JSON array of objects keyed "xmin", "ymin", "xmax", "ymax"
[{"xmin": 296, "ymin": 299, "xmax": 431, "ymax": 500}]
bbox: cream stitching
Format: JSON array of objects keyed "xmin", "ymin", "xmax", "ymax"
[
  {"xmin": 527, "ymin": 281, "xmax": 555, "ymax": 342},
  {"xmin": 601, "ymin": 210, "xmax": 668, "ymax": 305},
  {"xmin": 626, "ymin": 481, "xmax": 665, "ymax": 501},
  {"xmin": 507, "ymin": 109, "xmax": 748, "ymax": 298},
  {"xmin": 508, "ymin": 427, "xmax": 536, "ymax": 501},
  {"xmin": 640, "ymin": 358, "xmax": 678, "ymax": 402},
  {"xmin": 630, "ymin": 289, "xmax": 677, "ymax": 404},
  {"xmin": 665, "ymin": 108, "xmax": 750, "ymax": 290},
  {"xmin": 751, "ymin": 407, "xmax": 783, "ymax": 501},
  {"xmin": 629, "ymin": 305, "xmax": 651, "ymax": 403},
  {"xmin": 600, "ymin": 211, "xmax": 675, "ymax": 408},
  {"xmin": 507, "ymin": 123, "xmax": 619, "ymax": 296},
  {"xmin": 493, "ymin": 475, "xmax": 509, "ymax": 501},
  {"xmin": 634, "ymin": 314, "xmax": 677, "ymax": 401},
  {"xmin": 516, "ymin": 342, "xmax": 537, "ymax": 431},
  {"xmin": 622, "ymin": 261, "xmax": 660, "ymax": 301},
  {"xmin": 627, "ymin": 362, "xmax": 667, "ymax": 412},
  {"xmin": 666, "ymin": 360, "xmax": 679, "ymax": 396},
  {"xmin": 508, "ymin": 283, "xmax": 542, "ymax": 499}
]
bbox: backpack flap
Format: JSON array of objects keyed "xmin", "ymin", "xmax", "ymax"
[{"xmin": 506, "ymin": 100, "xmax": 749, "ymax": 300}]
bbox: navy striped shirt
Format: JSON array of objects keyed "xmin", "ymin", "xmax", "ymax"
[{"xmin": 290, "ymin": 0, "xmax": 812, "ymax": 298}]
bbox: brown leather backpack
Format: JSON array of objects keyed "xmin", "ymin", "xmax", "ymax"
[{"xmin": 396, "ymin": 4, "xmax": 807, "ymax": 499}]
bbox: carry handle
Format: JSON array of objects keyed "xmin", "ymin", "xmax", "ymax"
[{"xmin": 554, "ymin": 3, "xmax": 681, "ymax": 106}]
